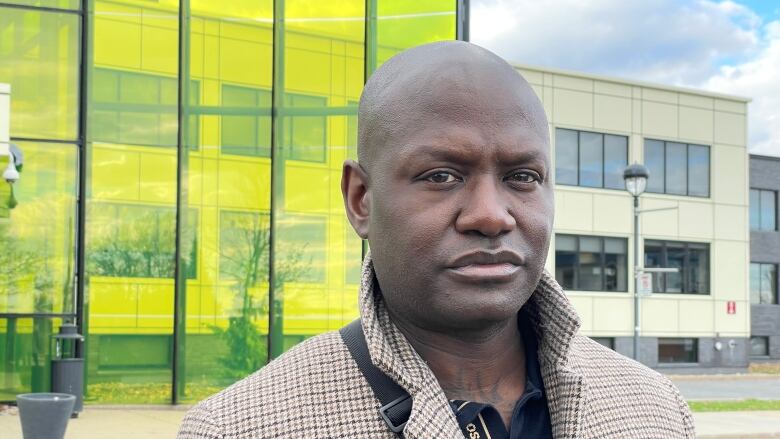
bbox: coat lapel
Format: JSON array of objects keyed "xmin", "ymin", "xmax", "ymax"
[{"xmin": 357, "ymin": 253, "xmax": 585, "ymax": 438}]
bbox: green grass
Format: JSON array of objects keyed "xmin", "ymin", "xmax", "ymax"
[{"xmin": 689, "ymin": 399, "xmax": 780, "ymax": 412}]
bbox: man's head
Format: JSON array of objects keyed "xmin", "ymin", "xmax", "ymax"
[{"xmin": 341, "ymin": 41, "xmax": 553, "ymax": 333}]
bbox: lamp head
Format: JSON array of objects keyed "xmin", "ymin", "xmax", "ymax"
[
  {"xmin": 623, "ymin": 163, "xmax": 649, "ymax": 197},
  {"xmin": 3, "ymin": 161, "xmax": 19, "ymax": 184}
]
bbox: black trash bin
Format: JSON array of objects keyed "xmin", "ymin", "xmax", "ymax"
[{"xmin": 51, "ymin": 324, "xmax": 84, "ymax": 417}]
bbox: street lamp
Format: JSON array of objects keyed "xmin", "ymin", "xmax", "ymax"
[{"xmin": 624, "ymin": 163, "xmax": 649, "ymax": 361}]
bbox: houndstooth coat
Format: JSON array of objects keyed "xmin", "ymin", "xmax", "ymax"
[{"xmin": 178, "ymin": 254, "xmax": 695, "ymax": 438}]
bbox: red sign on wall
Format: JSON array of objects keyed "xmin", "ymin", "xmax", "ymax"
[{"xmin": 727, "ymin": 301, "xmax": 736, "ymax": 315}]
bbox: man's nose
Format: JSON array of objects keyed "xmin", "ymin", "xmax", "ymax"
[{"xmin": 454, "ymin": 177, "xmax": 516, "ymax": 237}]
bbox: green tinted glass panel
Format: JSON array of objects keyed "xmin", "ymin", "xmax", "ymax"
[
  {"xmin": 0, "ymin": 142, "xmax": 77, "ymax": 315},
  {"xmin": 0, "ymin": 8, "xmax": 79, "ymax": 140},
  {"xmin": 0, "ymin": 317, "xmax": 63, "ymax": 400},
  {"xmin": 272, "ymin": 0, "xmax": 365, "ymax": 358},
  {"xmin": 86, "ymin": 0, "xmax": 179, "ymax": 404},
  {"xmin": 180, "ymin": 0, "xmax": 273, "ymax": 402},
  {"xmin": 373, "ymin": 0, "xmax": 457, "ymax": 70},
  {"xmin": 1, "ymin": 0, "xmax": 79, "ymax": 9}
]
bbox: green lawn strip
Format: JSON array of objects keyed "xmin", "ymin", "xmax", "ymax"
[{"xmin": 689, "ymin": 399, "xmax": 780, "ymax": 412}]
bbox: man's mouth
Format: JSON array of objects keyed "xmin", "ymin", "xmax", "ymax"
[{"xmin": 445, "ymin": 250, "xmax": 525, "ymax": 282}]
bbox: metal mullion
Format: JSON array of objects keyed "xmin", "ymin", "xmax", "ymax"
[
  {"xmin": 600, "ymin": 237, "xmax": 606, "ymax": 291},
  {"xmin": 574, "ymin": 235, "xmax": 580, "ymax": 290},
  {"xmin": 456, "ymin": 0, "xmax": 469, "ymax": 41},
  {"xmin": 0, "ymin": 1, "xmax": 82, "ymax": 14},
  {"xmin": 267, "ymin": 0, "xmax": 284, "ymax": 361},
  {"xmin": 171, "ymin": 0, "xmax": 190, "ymax": 405},
  {"xmin": 9, "ymin": 137, "xmax": 81, "ymax": 145},
  {"xmin": 74, "ymin": 0, "xmax": 90, "ymax": 366}
]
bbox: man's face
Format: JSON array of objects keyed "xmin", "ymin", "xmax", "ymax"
[{"xmin": 364, "ymin": 78, "xmax": 554, "ymax": 332}]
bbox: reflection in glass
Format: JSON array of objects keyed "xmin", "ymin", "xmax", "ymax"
[
  {"xmin": 86, "ymin": 0, "xmax": 179, "ymax": 404},
  {"xmin": 0, "ymin": 143, "xmax": 77, "ymax": 315},
  {"xmin": 644, "ymin": 139, "xmax": 665, "ymax": 193},
  {"xmin": 554, "ymin": 235, "xmax": 577, "ymax": 289},
  {"xmin": 0, "ymin": 8, "xmax": 79, "ymax": 140},
  {"xmin": 555, "ymin": 129, "xmax": 578, "ymax": 186},
  {"xmin": 604, "ymin": 238, "xmax": 627, "ymax": 291},
  {"xmin": 665, "ymin": 142, "xmax": 687, "ymax": 195},
  {"xmin": 658, "ymin": 338, "xmax": 697, "ymax": 363},
  {"xmin": 577, "ymin": 236, "xmax": 602, "ymax": 290},
  {"xmin": 579, "ymin": 132, "xmax": 603, "ymax": 188},
  {"xmin": 688, "ymin": 144, "xmax": 709, "ymax": 197},
  {"xmin": 750, "ymin": 336, "xmax": 769, "ymax": 357},
  {"xmin": 604, "ymin": 135, "xmax": 627, "ymax": 190},
  {"xmin": 760, "ymin": 190, "xmax": 776, "ymax": 231}
]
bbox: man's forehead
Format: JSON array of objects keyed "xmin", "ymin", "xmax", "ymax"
[{"xmin": 357, "ymin": 41, "xmax": 549, "ymax": 170}]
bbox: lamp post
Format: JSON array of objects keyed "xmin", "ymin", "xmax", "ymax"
[{"xmin": 624, "ymin": 163, "xmax": 649, "ymax": 361}]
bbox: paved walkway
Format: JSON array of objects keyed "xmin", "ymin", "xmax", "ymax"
[
  {"xmin": 671, "ymin": 374, "xmax": 780, "ymax": 401},
  {"xmin": 1, "ymin": 406, "xmax": 780, "ymax": 438}
]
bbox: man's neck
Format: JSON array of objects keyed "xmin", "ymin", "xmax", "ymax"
[{"xmin": 391, "ymin": 314, "xmax": 527, "ymax": 429}]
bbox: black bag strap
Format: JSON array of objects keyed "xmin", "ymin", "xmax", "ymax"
[{"xmin": 340, "ymin": 319, "xmax": 412, "ymax": 435}]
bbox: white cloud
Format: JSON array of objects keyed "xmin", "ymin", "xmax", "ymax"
[
  {"xmin": 471, "ymin": 0, "xmax": 780, "ymax": 157},
  {"xmin": 703, "ymin": 20, "xmax": 780, "ymax": 156}
]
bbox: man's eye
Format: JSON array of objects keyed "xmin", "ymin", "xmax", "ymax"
[
  {"xmin": 506, "ymin": 171, "xmax": 540, "ymax": 184},
  {"xmin": 425, "ymin": 171, "xmax": 460, "ymax": 184}
]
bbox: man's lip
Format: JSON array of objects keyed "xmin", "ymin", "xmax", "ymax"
[
  {"xmin": 447, "ymin": 249, "xmax": 525, "ymax": 268},
  {"xmin": 445, "ymin": 263, "xmax": 521, "ymax": 283}
]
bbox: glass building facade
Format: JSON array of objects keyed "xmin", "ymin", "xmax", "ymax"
[{"xmin": 0, "ymin": 0, "xmax": 462, "ymax": 403}]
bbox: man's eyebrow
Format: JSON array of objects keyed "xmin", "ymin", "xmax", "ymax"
[{"xmin": 396, "ymin": 143, "xmax": 549, "ymax": 166}]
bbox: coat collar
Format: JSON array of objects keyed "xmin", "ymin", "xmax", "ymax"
[{"xmin": 357, "ymin": 252, "xmax": 584, "ymax": 438}]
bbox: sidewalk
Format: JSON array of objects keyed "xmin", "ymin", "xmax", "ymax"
[
  {"xmin": 0, "ymin": 405, "xmax": 188, "ymax": 439},
  {"xmin": 1, "ymin": 405, "xmax": 779, "ymax": 438}
]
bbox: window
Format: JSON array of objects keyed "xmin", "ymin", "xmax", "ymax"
[
  {"xmin": 555, "ymin": 129, "xmax": 627, "ymax": 189},
  {"xmin": 644, "ymin": 139, "xmax": 710, "ymax": 197},
  {"xmin": 750, "ymin": 336, "xmax": 770, "ymax": 357},
  {"xmin": 283, "ymin": 93, "xmax": 328, "ymax": 162},
  {"xmin": 658, "ymin": 338, "xmax": 698, "ymax": 363},
  {"xmin": 750, "ymin": 263, "xmax": 777, "ymax": 304},
  {"xmin": 87, "ymin": 204, "xmax": 198, "ymax": 279},
  {"xmin": 750, "ymin": 189, "xmax": 777, "ymax": 231},
  {"xmin": 555, "ymin": 235, "xmax": 628, "ymax": 292},
  {"xmin": 221, "ymin": 85, "xmax": 272, "ymax": 157},
  {"xmin": 644, "ymin": 240, "xmax": 709, "ymax": 294},
  {"xmin": 93, "ymin": 68, "xmax": 200, "ymax": 148},
  {"xmin": 590, "ymin": 337, "xmax": 615, "ymax": 350}
]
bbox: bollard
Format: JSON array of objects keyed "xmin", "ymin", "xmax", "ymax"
[{"xmin": 16, "ymin": 393, "xmax": 76, "ymax": 439}]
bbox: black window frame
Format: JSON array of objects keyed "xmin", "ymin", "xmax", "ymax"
[
  {"xmin": 644, "ymin": 139, "xmax": 710, "ymax": 197},
  {"xmin": 644, "ymin": 240, "xmax": 710, "ymax": 294},
  {"xmin": 750, "ymin": 188, "xmax": 778, "ymax": 231},
  {"xmin": 554, "ymin": 234, "xmax": 628, "ymax": 292},
  {"xmin": 590, "ymin": 337, "xmax": 615, "ymax": 350},
  {"xmin": 658, "ymin": 338, "xmax": 699, "ymax": 364},
  {"xmin": 554, "ymin": 128, "xmax": 628, "ymax": 190},
  {"xmin": 749, "ymin": 336, "xmax": 770, "ymax": 358},
  {"xmin": 750, "ymin": 262, "xmax": 778, "ymax": 305}
]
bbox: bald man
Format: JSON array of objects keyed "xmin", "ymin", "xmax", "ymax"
[{"xmin": 179, "ymin": 41, "xmax": 695, "ymax": 439}]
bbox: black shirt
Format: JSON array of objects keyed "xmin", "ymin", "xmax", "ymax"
[{"xmin": 448, "ymin": 317, "xmax": 553, "ymax": 439}]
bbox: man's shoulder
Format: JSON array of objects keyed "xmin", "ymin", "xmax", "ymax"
[
  {"xmin": 568, "ymin": 335, "xmax": 695, "ymax": 436},
  {"xmin": 177, "ymin": 330, "xmax": 381, "ymax": 439}
]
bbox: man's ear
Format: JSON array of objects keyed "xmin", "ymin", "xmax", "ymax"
[{"xmin": 341, "ymin": 159, "xmax": 370, "ymax": 239}]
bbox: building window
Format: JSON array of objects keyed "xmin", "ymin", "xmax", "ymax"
[
  {"xmin": 750, "ymin": 336, "xmax": 770, "ymax": 357},
  {"xmin": 283, "ymin": 93, "xmax": 328, "ymax": 163},
  {"xmin": 590, "ymin": 337, "xmax": 615, "ymax": 350},
  {"xmin": 750, "ymin": 263, "xmax": 778, "ymax": 304},
  {"xmin": 220, "ymin": 85, "xmax": 272, "ymax": 158},
  {"xmin": 87, "ymin": 204, "xmax": 198, "ymax": 279},
  {"xmin": 555, "ymin": 128, "xmax": 627, "ymax": 190},
  {"xmin": 93, "ymin": 68, "xmax": 200, "ymax": 148},
  {"xmin": 644, "ymin": 240, "xmax": 709, "ymax": 294},
  {"xmin": 555, "ymin": 235, "xmax": 628, "ymax": 292},
  {"xmin": 644, "ymin": 139, "xmax": 709, "ymax": 197},
  {"xmin": 658, "ymin": 338, "xmax": 698, "ymax": 364},
  {"xmin": 219, "ymin": 211, "xmax": 271, "ymax": 285},
  {"xmin": 750, "ymin": 189, "xmax": 777, "ymax": 231}
]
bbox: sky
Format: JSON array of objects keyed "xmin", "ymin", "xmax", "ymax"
[{"xmin": 470, "ymin": 0, "xmax": 780, "ymax": 157}]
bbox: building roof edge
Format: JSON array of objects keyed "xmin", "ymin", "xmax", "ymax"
[{"xmin": 512, "ymin": 63, "xmax": 752, "ymax": 103}]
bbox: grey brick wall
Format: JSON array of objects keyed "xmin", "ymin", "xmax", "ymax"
[{"xmin": 749, "ymin": 155, "xmax": 780, "ymax": 360}]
